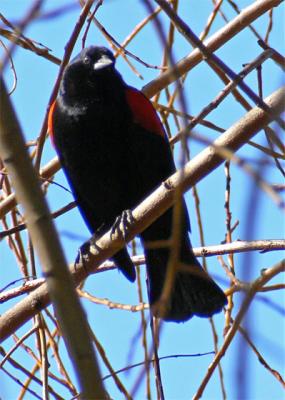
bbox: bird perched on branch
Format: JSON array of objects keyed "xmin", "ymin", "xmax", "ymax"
[{"xmin": 48, "ymin": 46, "xmax": 227, "ymax": 322}]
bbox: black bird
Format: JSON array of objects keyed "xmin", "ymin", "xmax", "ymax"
[{"xmin": 48, "ymin": 46, "xmax": 227, "ymax": 322}]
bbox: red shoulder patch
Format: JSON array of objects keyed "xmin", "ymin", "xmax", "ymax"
[
  {"xmin": 125, "ymin": 87, "xmax": 166, "ymax": 138},
  {"xmin": 47, "ymin": 100, "xmax": 57, "ymax": 146}
]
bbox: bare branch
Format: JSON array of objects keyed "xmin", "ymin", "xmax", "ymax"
[
  {"xmin": 0, "ymin": 86, "xmax": 283, "ymax": 342},
  {"xmin": 143, "ymin": 0, "xmax": 283, "ymax": 97},
  {"xmin": 0, "ymin": 74, "xmax": 106, "ymax": 397},
  {"xmin": 193, "ymin": 259, "xmax": 285, "ymax": 399}
]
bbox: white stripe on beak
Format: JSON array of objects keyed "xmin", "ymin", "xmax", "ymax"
[{"xmin": 93, "ymin": 55, "xmax": 114, "ymax": 70}]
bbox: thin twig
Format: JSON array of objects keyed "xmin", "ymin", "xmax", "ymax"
[
  {"xmin": 193, "ymin": 259, "xmax": 285, "ymax": 399},
  {"xmin": 0, "ymin": 87, "xmax": 283, "ymax": 342},
  {"xmin": 0, "ymin": 71, "xmax": 106, "ymax": 398},
  {"xmin": 144, "ymin": 0, "xmax": 284, "ymax": 97}
]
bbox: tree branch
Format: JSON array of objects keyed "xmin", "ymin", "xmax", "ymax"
[
  {"xmin": 0, "ymin": 86, "xmax": 283, "ymax": 342},
  {"xmin": 143, "ymin": 0, "xmax": 283, "ymax": 97},
  {"xmin": 192, "ymin": 259, "xmax": 285, "ymax": 399},
  {"xmin": 0, "ymin": 74, "xmax": 106, "ymax": 398},
  {"xmin": 1, "ymin": 239, "xmax": 284, "ymax": 303}
]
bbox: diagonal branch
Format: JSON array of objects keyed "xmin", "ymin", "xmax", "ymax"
[
  {"xmin": 0, "ymin": 88, "xmax": 285, "ymax": 340},
  {"xmin": 0, "ymin": 75, "xmax": 106, "ymax": 397},
  {"xmin": 143, "ymin": 0, "xmax": 283, "ymax": 97},
  {"xmin": 0, "ymin": 0, "xmax": 283, "ymax": 220},
  {"xmin": 0, "ymin": 86, "xmax": 283, "ymax": 342},
  {"xmin": 155, "ymin": 0, "xmax": 284, "ymax": 129},
  {"xmin": 192, "ymin": 259, "xmax": 285, "ymax": 399}
]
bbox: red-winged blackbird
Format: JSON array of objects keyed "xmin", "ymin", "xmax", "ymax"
[{"xmin": 49, "ymin": 46, "xmax": 227, "ymax": 322}]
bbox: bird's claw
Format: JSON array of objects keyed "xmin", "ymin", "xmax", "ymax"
[
  {"xmin": 111, "ymin": 209, "xmax": 134, "ymax": 241},
  {"xmin": 75, "ymin": 234, "xmax": 99, "ymax": 271}
]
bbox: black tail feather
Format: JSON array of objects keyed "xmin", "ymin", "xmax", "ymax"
[
  {"xmin": 112, "ymin": 248, "xmax": 136, "ymax": 282},
  {"xmin": 145, "ymin": 239, "xmax": 227, "ymax": 322}
]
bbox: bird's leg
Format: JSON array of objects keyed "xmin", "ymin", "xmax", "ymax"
[{"xmin": 110, "ymin": 209, "xmax": 135, "ymax": 242}]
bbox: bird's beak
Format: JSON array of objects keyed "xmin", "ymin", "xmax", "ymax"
[{"xmin": 93, "ymin": 54, "xmax": 114, "ymax": 71}]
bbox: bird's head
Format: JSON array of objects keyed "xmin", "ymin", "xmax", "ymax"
[
  {"xmin": 78, "ymin": 46, "xmax": 116, "ymax": 72},
  {"xmin": 60, "ymin": 46, "xmax": 120, "ymax": 102}
]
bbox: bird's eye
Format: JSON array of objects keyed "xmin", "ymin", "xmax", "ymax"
[{"xmin": 83, "ymin": 56, "xmax": 90, "ymax": 65}]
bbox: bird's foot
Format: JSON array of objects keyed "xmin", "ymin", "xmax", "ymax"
[
  {"xmin": 74, "ymin": 234, "xmax": 100, "ymax": 272},
  {"xmin": 110, "ymin": 209, "xmax": 134, "ymax": 241}
]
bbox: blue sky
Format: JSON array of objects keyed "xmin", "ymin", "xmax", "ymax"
[{"xmin": 1, "ymin": 1, "xmax": 284, "ymax": 399}]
